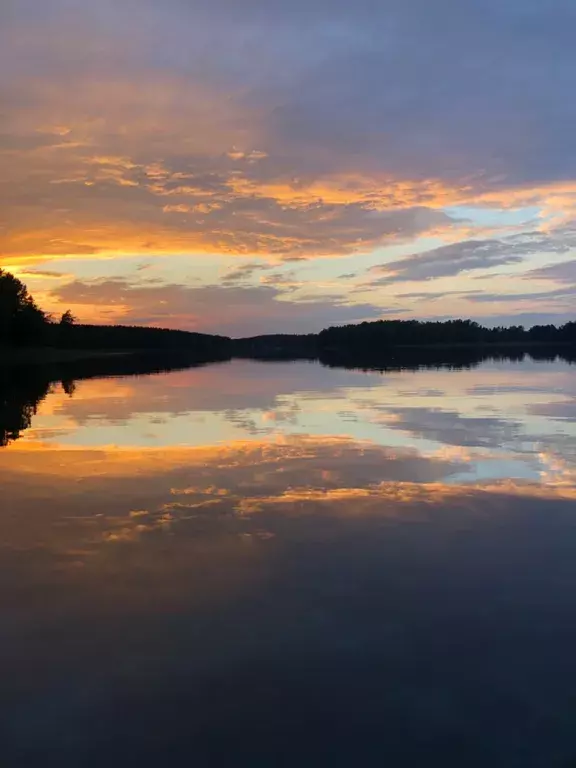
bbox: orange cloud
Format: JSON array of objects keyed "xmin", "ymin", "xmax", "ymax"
[
  {"xmin": 2, "ymin": 49, "xmax": 554, "ymax": 269},
  {"xmin": 3, "ymin": 0, "xmax": 576, "ymax": 300},
  {"xmin": 5, "ymin": 44, "xmax": 576, "ymax": 273}
]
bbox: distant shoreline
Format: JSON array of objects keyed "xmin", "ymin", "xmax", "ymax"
[{"xmin": 2, "ymin": 267, "xmax": 575, "ymax": 366}]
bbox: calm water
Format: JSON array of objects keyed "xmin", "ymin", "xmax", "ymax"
[{"xmin": 2, "ymin": 356, "xmax": 576, "ymax": 766}]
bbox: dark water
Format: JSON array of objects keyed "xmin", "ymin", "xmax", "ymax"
[{"xmin": 2, "ymin": 356, "xmax": 576, "ymax": 767}]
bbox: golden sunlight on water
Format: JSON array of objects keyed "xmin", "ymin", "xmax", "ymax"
[{"xmin": 2, "ymin": 357, "xmax": 576, "ymax": 767}]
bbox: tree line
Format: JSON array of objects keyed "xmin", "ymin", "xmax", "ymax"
[
  {"xmin": 0, "ymin": 269, "xmax": 230, "ymax": 357},
  {"xmin": 318, "ymin": 318, "xmax": 576, "ymax": 348},
  {"xmin": 1, "ymin": 269, "xmax": 575, "ymax": 354}
]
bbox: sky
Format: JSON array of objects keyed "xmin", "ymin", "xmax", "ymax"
[{"xmin": 2, "ymin": 0, "xmax": 576, "ymax": 336}]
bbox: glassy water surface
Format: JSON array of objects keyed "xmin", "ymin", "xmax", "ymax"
[{"xmin": 2, "ymin": 357, "xmax": 576, "ymax": 766}]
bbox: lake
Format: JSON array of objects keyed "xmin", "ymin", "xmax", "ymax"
[{"xmin": 2, "ymin": 355, "xmax": 576, "ymax": 767}]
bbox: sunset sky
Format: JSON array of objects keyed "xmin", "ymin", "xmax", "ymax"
[{"xmin": 3, "ymin": 0, "xmax": 576, "ymax": 336}]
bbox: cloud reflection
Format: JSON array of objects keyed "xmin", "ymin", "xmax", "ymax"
[
  {"xmin": 3, "ymin": 358, "xmax": 576, "ymax": 766},
  {"xmin": 3, "ymin": 430, "xmax": 576, "ymax": 574},
  {"xmin": 2, "ymin": 356, "xmax": 576, "ymax": 577}
]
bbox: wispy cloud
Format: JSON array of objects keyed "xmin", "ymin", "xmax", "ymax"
[
  {"xmin": 368, "ymin": 230, "xmax": 576, "ymax": 285},
  {"xmin": 529, "ymin": 259, "xmax": 576, "ymax": 285},
  {"xmin": 49, "ymin": 278, "xmax": 381, "ymax": 336}
]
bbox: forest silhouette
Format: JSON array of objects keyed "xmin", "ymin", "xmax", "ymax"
[
  {"xmin": 0, "ymin": 269, "xmax": 230, "ymax": 357},
  {"xmin": 1, "ymin": 268, "xmax": 576, "ymax": 379}
]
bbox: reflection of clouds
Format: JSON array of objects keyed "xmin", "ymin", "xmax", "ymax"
[
  {"xmin": 5, "ymin": 364, "xmax": 576, "ymax": 764},
  {"xmin": 538, "ymin": 452, "xmax": 576, "ymax": 488},
  {"xmin": 0, "ymin": 435, "xmax": 468, "ymax": 557},
  {"xmin": 4, "ymin": 434, "xmax": 576, "ymax": 570},
  {"xmin": 380, "ymin": 406, "xmax": 521, "ymax": 449},
  {"xmin": 530, "ymin": 399, "xmax": 576, "ymax": 421},
  {"xmin": 430, "ymin": 445, "xmax": 473, "ymax": 464},
  {"xmin": 68, "ymin": 471, "xmax": 576, "ymax": 555},
  {"xmin": 235, "ymin": 480, "xmax": 576, "ymax": 518},
  {"xmin": 102, "ymin": 509, "xmax": 176, "ymax": 543},
  {"xmin": 31, "ymin": 362, "xmax": 380, "ymax": 430},
  {"xmin": 12, "ymin": 360, "xmax": 576, "ymax": 491},
  {"xmin": 262, "ymin": 406, "xmax": 301, "ymax": 425}
]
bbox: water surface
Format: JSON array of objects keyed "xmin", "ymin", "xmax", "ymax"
[{"xmin": 2, "ymin": 356, "xmax": 576, "ymax": 766}]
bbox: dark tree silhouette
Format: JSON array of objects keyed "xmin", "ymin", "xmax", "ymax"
[
  {"xmin": 0, "ymin": 268, "xmax": 574, "ymax": 359},
  {"xmin": 317, "ymin": 318, "xmax": 576, "ymax": 351},
  {"xmin": 59, "ymin": 310, "xmax": 76, "ymax": 326},
  {"xmin": 61, "ymin": 379, "xmax": 76, "ymax": 397},
  {"xmin": 0, "ymin": 269, "xmax": 48, "ymax": 345},
  {"xmin": 0, "ymin": 270, "xmax": 231, "ymax": 359}
]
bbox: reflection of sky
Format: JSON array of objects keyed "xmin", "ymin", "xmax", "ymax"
[
  {"xmin": 12, "ymin": 359, "xmax": 576, "ymax": 488},
  {"xmin": 4, "ymin": 360, "xmax": 576, "ymax": 766}
]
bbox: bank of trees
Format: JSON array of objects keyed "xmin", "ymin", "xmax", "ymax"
[
  {"xmin": 318, "ymin": 319, "xmax": 576, "ymax": 348},
  {"xmin": 0, "ymin": 270, "xmax": 50, "ymax": 345},
  {"xmin": 54, "ymin": 322, "xmax": 231, "ymax": 353},
  {"xmin": 1, "ymin": 268, "xmax": 576, "ymax": 354},
  {"xmin": 0, "ymin": 269, "xmax": 230, "ymax": 356}
]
